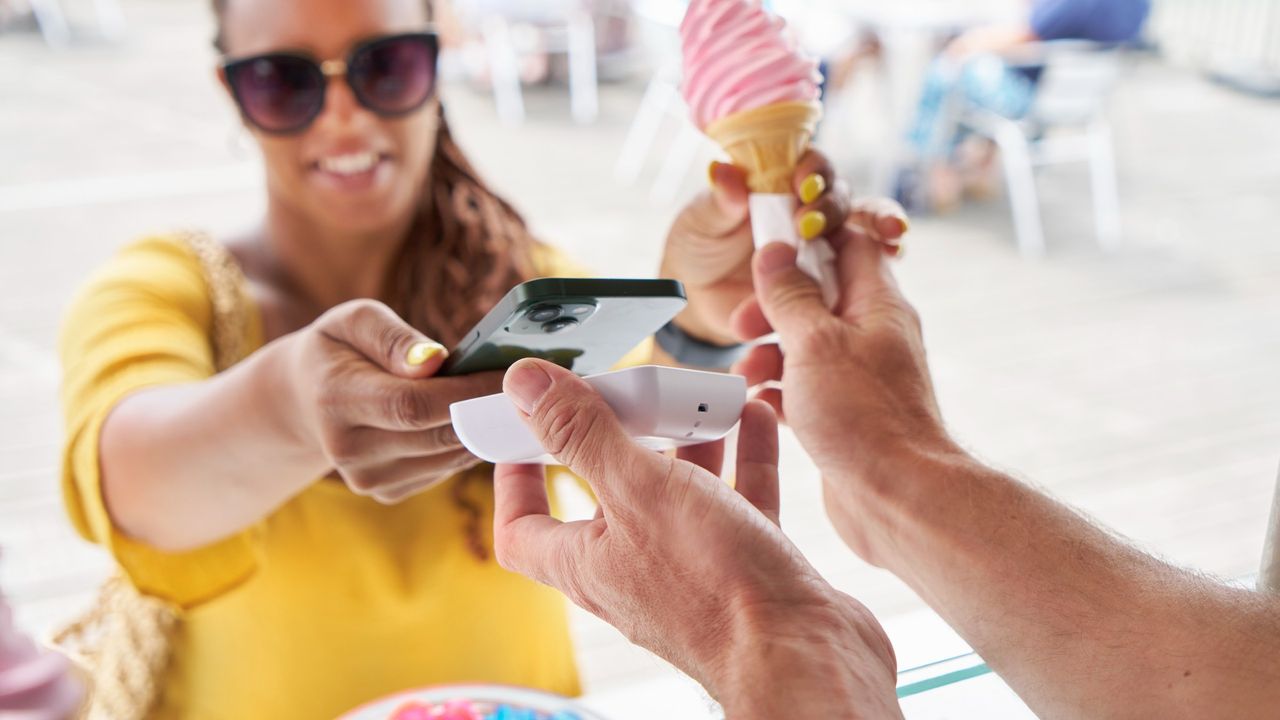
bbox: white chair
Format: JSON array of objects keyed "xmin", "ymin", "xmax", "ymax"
[
  {"xmin": 613, "ymin": 0, "xmax": 719, "ymax": 204},
  {"xmin": 461, "ymin": 0, "xmax": 600, "ymax": 125},
  {"xmin": 959, "ymin": 41, "xmax": 1126, "ymax": 258},
  {"xmin": 613, "ymin": 57, "xmax": 714, "ymax": 205},
  {"xmin": 25, "ymin": 0, "xmax": 126, "ymax": 47}
]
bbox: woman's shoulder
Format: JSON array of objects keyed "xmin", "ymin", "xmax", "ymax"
[
  {"xmin": 79, "ymin": 232, "xmax": 210, "ymax": 295},
  {"xmin": 62, "ymin": 232, "xmax": 216, "ymax": 339}
]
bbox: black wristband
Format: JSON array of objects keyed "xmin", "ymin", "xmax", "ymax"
[{"xmin": 655, "ymin": 320, "xmax": 748, "ymax": 370}]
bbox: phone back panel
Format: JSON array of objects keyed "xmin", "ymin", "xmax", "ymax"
[{"xmin": 443, "ymin": 279, "xmax": 687, "ymax": 376}]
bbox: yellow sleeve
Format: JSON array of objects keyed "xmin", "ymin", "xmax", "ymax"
[
  {"xmin": 529, "ymin": 242, "xmax": 655, "ymax": 368},
  {"xmin": 58, "ymin": 235, "xmax": 260, "ymax": 608}
]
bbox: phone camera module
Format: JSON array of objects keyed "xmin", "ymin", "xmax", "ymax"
[
  {"xmin": 541, "ymin": 317, "xmax": 579, "ymax": 334},
  {"xmin": 527, "ymin": 305, "xmax": 563, "ymax": 323}
]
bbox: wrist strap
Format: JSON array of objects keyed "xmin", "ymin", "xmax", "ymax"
[{"xmin": 655, "ymin": 321, "xmax": 748, "ymax": 370}]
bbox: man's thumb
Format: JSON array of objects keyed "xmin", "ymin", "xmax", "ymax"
[
  {"xmin": 752, "ymin": 242, "xmax": 830, "ymax": 346},
  {"xmin": 503, "ymin": 359, "xmax": 651, "ymax": 505}
]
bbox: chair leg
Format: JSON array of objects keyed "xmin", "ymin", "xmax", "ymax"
[
  {"xmin": 651, "ymin": 123, "xmax": 705, "ymax": 206},
  {"xmin": 29, "ymin": 0, "xmax": 71, "ymax": 47},
  {"xmin": 615, "ymin": 72, "xmax": 679, "ymax": 184},
  {"xmin": 993, "ymin": 121, "xmax": 1046, "ymax": 258},
  {"xmin": 567, "ymin": 7, "xmax": 599, "ymax": 124},
  {"xmin": 1088, "ymin": 119, "xmax": 1123, "ymax": 251},
  {"xmin": 483, "ymin": 16, "xmax": 526, "ymax": 126}
]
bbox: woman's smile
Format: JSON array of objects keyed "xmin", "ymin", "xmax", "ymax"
[{"xmin": 309, "ymin": 147, "xmax": 395, "ymax": 194}]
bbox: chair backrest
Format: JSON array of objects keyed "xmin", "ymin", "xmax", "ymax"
[
  {"xmin": 1263, "ymin": 465, "xmax": 1280, "ymax": 593},
  {"xmin": 1026, "ymin": 42, "xmax": 1125, "ymax": 126}
]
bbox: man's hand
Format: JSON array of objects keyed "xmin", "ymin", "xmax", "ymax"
[
  {"xmin": 730, "ymin": 230, "xmax": 957, "ymax": 557},
  {"xmin": 492, "ymin": 359, "xmax": 901, "ymax": 719}
]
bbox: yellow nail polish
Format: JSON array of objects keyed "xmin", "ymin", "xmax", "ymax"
[
  {"xmin": 406, "ymin": 341, "xmax": 445, "ymax": 366},
  {"xmin": 799, "ymin": 173, "xmax": 826, "ymax": 204},
  {"xmin": 799, "ymin": 210, "xmax": 827, "ymax": 240},
  {"xmin": 890, "ymin": 242, "xmax": 906, "ymax": 259},
  {"xmin": 895, "ymin": 214, "xmax": 911, "ymax": 235},
  {"xmin": 707, "ymin": 162, "xmax": 720, "ymax": 188}
]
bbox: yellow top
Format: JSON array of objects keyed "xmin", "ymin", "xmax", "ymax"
[{"xmin": 59, "ymin": 235, "xmax": 646, "ymax": 719}]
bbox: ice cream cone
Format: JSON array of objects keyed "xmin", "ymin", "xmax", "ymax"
[{"xmin": 704, "ymin": 100, "xmax": 822, "ymax": 194}]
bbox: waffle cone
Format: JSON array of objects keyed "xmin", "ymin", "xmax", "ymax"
[{"xmin": 705, "ymin": 100, "xmax": 822, "ymax": 194}]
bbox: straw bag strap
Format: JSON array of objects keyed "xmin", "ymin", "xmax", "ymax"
[
  {"xmin": 180, "ymin": 231, "xmax": 252, "ymax": 372},
  {"xmin": 49, "ymin": 232, "xmax": 254, "ymax": 719}
]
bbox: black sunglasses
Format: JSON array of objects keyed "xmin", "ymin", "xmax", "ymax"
[{"xmin": 222, "ymin": 32, "xmax": 440, "ymax": 135}]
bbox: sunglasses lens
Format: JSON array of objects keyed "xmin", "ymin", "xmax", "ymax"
[
  {"xmin": 349, "ymin": 36, "xmax": 437, "ymax": 115},
  {"xmin": 227, "ymin": 56, "xmax": 324, "ymax": 133}
]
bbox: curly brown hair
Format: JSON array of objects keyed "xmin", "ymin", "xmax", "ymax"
[{"xmin": 212, "ymin": 0, "xmax": 541, "ymax": 558}]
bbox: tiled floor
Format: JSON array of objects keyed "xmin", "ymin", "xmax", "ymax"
[{"xmin": 3, "ymin": 0, "xmax": 1280, "ymax": 705}]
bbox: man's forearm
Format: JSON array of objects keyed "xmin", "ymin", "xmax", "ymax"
[{"xmin": 842, "ymin": 449, "xmax": 1280, "ymax": 717}]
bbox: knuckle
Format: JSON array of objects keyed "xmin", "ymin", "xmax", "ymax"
[
  {"xmin": 324, "ymin": 429, "xmax": 361, "ymax": 467},
  {"xmin": 313, "ymin": 375, "xmax": 344, "ymax": 415},
  {"xmin": 535, "ymin": 393, "xmax": 603, "ymax": 468},
  {"xmin": 324, "ymin": 298, "xmax": 377, "ymax": 328},
  {"xmin": 389, "ymin": 389, "xmax": 432, "ymax": 428},
  {"xmin": 374, "ymin": 319, "xmax": 408, "ymax": 368},
  {"xmin": 554, "ymin": 547, "xmax": 598, "ymax": 615},
  {"xmin": 429, "ymin": 424, "xmax": 461, "ymax": 450},
  {"xmin": 341, "ymin": 468, "xmax": 378, "ymax": 494},
  {"xmin": 902, "ymin": 302, "xmax": 923, "ymax": 333},
  {"xmin": 493, "ymin": 530, "xmax": 519, "ymax": 572},
  {"xmin": 794, "ymin": 319, "xmax": 848, "ymax": 359}
]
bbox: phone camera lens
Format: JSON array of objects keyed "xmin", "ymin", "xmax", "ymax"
[
  {"xmin": 528, "ymin": 305, "xmax": 562, "ymax": 323},
  {"xmin": 541, "ymin": 317, "xmax": 579, "ymax": 334}
]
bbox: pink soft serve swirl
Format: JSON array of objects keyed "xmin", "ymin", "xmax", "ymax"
[{"xmin": 680, "ymin": 0, "xmax": 822, "ymax": 130}]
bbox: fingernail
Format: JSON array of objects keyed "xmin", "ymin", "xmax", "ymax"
[
  {"xmin": 884, "ymin": 214, "xmax": 910, "ymax": 237},
  {"xmin": 506, "ymin": 361, "xmax": 553, "ymax": 414},
  {"xmin": 707, "ymin": 161, "xmax": 723, "ymax": 188},
  {"xmin": 888, "ymin": 242, "xmax": 906, "ymax": 259},
  {"xmin": 799, "ymin": 173, "xmax": 826, "ymax": 204},
  {"xmin": 798, "ymin": 210, "xmax": 827, "ymax": 240},
  {"xmin": 757, "ymin": 242, "xmax": 797, "ymax": 275},
  {"xmin": 406, "ymin": 341, "xmax": 446, "ymax": 366}
]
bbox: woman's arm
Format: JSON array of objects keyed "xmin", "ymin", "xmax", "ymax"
[
  {"xmin": 99, "ymin": 334, "xmax": 321, "ymax": 552},
  {"xmin": 99, "ymin": 300, "xmax": 503, "ymax": 552}
]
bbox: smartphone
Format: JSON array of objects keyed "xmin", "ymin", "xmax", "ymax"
[{"xmin": 442, "ymin": 278, "xmax": 687, "ymax": 376}]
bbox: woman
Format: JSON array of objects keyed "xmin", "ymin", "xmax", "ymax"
[{"xmin": 58, "ymin": 0, "xmax": 906, "ymax": 716}]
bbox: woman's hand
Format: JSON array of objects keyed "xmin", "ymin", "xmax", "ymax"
[
  {"xmin": 285, "ymin": 300, "xmax": 503, "ymax": 504},
  {"xmin": 660, "ymin": 150, "xmax": 909, "ymax": 345}
]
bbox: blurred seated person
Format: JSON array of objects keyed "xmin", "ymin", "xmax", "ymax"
[{"xmin": 900, "ymin": 0, "xmax": 1150, "ymax": 212}]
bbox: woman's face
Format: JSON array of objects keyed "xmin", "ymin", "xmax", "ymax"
[{"xmin": 219, "ymin": 0, "xmax": 437, "ymax": 235}]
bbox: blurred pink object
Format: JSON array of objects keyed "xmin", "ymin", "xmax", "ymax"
[
  {"xmin": 0, "ymin": 594, "xmax": 84, "ymax": 719},
  {"xmin": 680, "ymin": 0, "xmax": 821, "ymax": 129}
]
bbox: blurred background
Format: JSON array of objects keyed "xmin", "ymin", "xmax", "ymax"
[{"xmin": 2, "ymin": 0, "xmax": 1279, "ymax": 715}]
